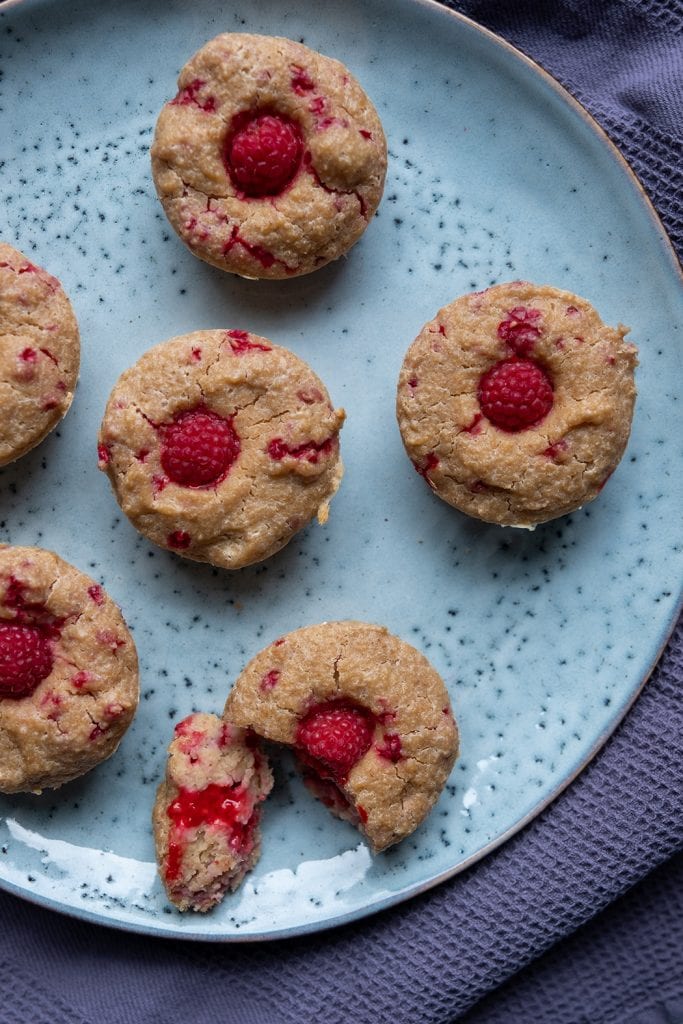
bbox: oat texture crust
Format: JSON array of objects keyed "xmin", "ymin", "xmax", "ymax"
[
  {"xmin": 98, "ymin": 330, "xmax": 345, "ymax": 569},
  {"xmin": 151, "ymin": 33, "xmax": 387, "ymax": 279},
  {"xmin": 0, "ymin": 243, "xmax": 80, "ymax": 466},
  {"xmin": 225, "ymin": 621, "xmax": 459, "ymax": 853},
  {"xmin": 397, "ymin": 281, "xmax": 638, "ymax": 527},
  {"xmin": 0, "ymin": 546, "xmax": 139, "ymax": 794}
]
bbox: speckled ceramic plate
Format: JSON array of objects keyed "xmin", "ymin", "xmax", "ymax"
[{"xmin": 0, "ymin": 0, "xmax": 681, "ymax": 941}]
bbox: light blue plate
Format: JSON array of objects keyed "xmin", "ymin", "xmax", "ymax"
[{"xmin": 0, "ymin": 0, "xmax": 681, "ymax": 940}]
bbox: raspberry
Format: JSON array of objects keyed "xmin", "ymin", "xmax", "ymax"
[
  {"xmin": 267, "ymin": 436, "xmax": 334, "ymax": 464},
  {"xmin": 226, "ymin": 113, "xmax": 303, "ymax": 197},
  {"xmin": 296, "ymin": 701, "xmax": 374, "ymax": 781},
  {"xmin": 376, "ymin": 733, "xmax": 403, "ymax": 763},
  {"xmin": 259, "ymin": 670, "xmax": 280, "ymax": 692},
  {"xmin": 165, "ymin": 783, "xmax": 258, "ymax": 881},
  {"xmin": 478, "ymin": 358, "xmax": 553, "ymax": 432},
  {"xmin": 225, "ymin": 329, "xmax": 272, "ymax": 354},
  {"xmin": 0, "ymin": 623, "xmax": 53, "ymax": 698},
  {"xmin": 290, "ymin": 66, "xmax": 315, "ymax": 94},
  {"xmin": 497, "ymin": 306, "xmax": 542, "ymax": 355},
  {"xmin": 160, "ymin": 407, "xmax": 240, "ymax": 487},
  {"xmin": 167, "ymin": 531, "xmax": 191, "ymax": 550},
  {"xmin": 167, "ymin": 783, "xmax": 249, "ymax": 832}
]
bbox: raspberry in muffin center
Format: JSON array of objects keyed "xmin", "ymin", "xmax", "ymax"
[
  {"xmin": 225, "ymin": 112, "xmax": 303, "ymax": 197},
  {"xmin": 296, "ymin": 700, "xmax": 375, "ymax": 782},
  {"xmin": 478, "ymin": 357, "xmax": 554, "ymax": 432},
  {"xmin": 0, "ymin": 622, "xmax": 54, "ymax": 699},
  {"xmin": 160, "ymin": 407, "xmax": 240, "ymax": 488}
]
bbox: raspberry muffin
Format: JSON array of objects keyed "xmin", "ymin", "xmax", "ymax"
[
  {"xmin": 397, "ymin": 281, "xmax": 638, "ymax": 527},
  {"xmin": 151, "ymin": 33, "xmax": 387, "ymax": 279},
  {"xmin": 0, "ymin": 243, "xmax": 80, "ymax": 466},
  {"xmin": 0, "ymin": 545, "xmax": 139, "ymax": 794},
  {"xmin": 225, "ymin": 622, "xmax": 459, "ymax": 853},
  {"xmin": 153, "ymin": 712, "xmax": 273, "ymax": 912},
  {"xmin": 98, "ymin": 330, "xmax": 345, "ymax": 569}
]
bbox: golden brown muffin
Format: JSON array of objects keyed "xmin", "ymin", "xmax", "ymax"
[
  {"xmin": 0, "ymin": 243, "xmax": 80, "ymax": 466},
  {"xmin": 0, "ymin": 545, "xmax": 139, "ymax": 793},
  {"xmin": 397, "ymin": 281, "xmax": 638, "ymax": 527},
  {"xmin": 225, "ymin": 621, "xmax": 459, "ymax": 853},
  {"xmin": 151, "ymin": 33, "xmax": 387, "ymax": 279},
  {"xmin": 98, "ymin": 329, "xmax": 345, "ymax": 568}
]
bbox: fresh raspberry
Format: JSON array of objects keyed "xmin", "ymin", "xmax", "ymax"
[
  {"xmin": 296, "ymin": 701, "xmax": 374, "ymax": 781},
  {"xmin": 478, "ymin": 357, "xmax": 553, "ymax": 432},
  {"xmin": 226, "ymin": 113, "xmax": 303, "ymax": 197},
  {"xmin": 0, "ymin": 623, "xmax": 53, "ymax": 698},
  {"xmin": 160, "ymin": 407, "xmax": 240, "ymax": 487}
]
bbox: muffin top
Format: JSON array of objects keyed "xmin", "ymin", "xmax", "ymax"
[{"xmin": 151, "ymin": 33, "xmax": 387, "ymax": 279}]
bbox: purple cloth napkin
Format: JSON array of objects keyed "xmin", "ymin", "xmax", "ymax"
[
  {"xmin": 0, "ymin": 2, "xmax": 681, "ymax": 1023},
  {"xmin": 461, "ymin": 851, "xmax": 683, "ymax": 1024}
]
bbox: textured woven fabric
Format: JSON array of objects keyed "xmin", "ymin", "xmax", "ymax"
[
  {"xmin": 0, "ymin": 2, "xmax": 680, "ymax": 1023},
  {"xmin": 452, "ymin": 0, "xmax": 683, "ymax": 254},
  {"xmin": 460, "ymin": 852, "xmax": 683, "ymax": 1024}
]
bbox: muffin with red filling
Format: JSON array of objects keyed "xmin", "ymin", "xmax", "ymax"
[
  {"xmin": 98, "ymin": 329, "xmax": 344, "ymax": 568},
  {"xmin": 225, "ymin": 621, "xmax": 459, "ymax": 853},
  {"xmin": 153, "ymin": 712, "xmax": 273, "ymax": 912},
  {"xmin": 0, "ymin": 545, "xmax": 138, "ymax": 794},
  {"xmin": 151, "ymin": 33, "xmax": 387, "ymax": 279},
  {"xmin": 397, "ymin": 281, "xmax": 638, "ymax": 527}
]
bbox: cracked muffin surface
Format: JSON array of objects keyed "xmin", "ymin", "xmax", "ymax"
[
  {"xmin": 0, "ymin": 243, "xmax": 80, "ymax": 466},
  {"xmin": 397, "ymin": 281, "xmax": 638, "ymax": 527},
  {"xmin": 153, "ymin": 712, "xmax": 273, "ymax": 912},
  {"xmin": 0, "ymin": 545, "xmax": 139, "ymax": 794},
  {"xmin": 225, "ymin": 621, "xmax": 459, "ymax": 853},
  {"xmin": 98, "ymin": 330, "xmax": 345, "ymax": 569},
  {"xmin": 151, "ymin": 32, "xmax": 387, "ymax": 279}
]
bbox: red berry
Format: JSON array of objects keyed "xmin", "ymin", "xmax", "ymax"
[
  {"xmin": 0, "ymin": 623, "xmax": 53, "ymax": 698},
  {"xmin": 296, "ymin": 701, "xmax": 374, "ymax": 781},
  {"xmin": 478, "ymin": 357, "xmax": 553, "ymax": 432},
  {"xmin": 226, "ymin": 113, "xmax": 303, "ymax": 197},
  {"xmin": 167, "ymin": 530, "xmax": 192, "ymax": 550},
  {"xmin": 266, "ymin": 436, "xmax": 334, "ymax": 464},
  {"xmin": 160, "ymin": 407, "xmax": 240, "ymax": 488},
  {"xmin": 376, "ymin": 733, "xmax": 403, "ymax": 763},
  {"xmin": 497, "ymin": 306, "xmax": 542, "ymax": 355}
]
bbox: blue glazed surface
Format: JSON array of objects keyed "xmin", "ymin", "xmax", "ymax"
[{"xmin": 0, "ymin": 0, "xmax": 681, "ymax": 940}]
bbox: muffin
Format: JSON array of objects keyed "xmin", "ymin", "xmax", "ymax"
[
  {"xmin": 151, "ymin": 33, "xmax": 387, "ymax": 279},
  {"xmin": 0, "ymin": 243, "xmax": 79, "ymax": 466},
  {"xmin": 98, "ymin": 329, "xmax": 345, "ymax": 568},
  {"xmin": 153, "ymin": 712, "xmax": 273, "ymax": 912},
  {"xmin": 0, "ymin": 545, "xmax": 139, "ymax": 793},
  {"xmin": 397, "ymin": 281, "xmax": 638, "ymax": 527},
  {"xmin": 225, "ymin": 621, "xmax": 459, "ymax": 853}
]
